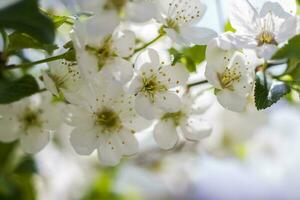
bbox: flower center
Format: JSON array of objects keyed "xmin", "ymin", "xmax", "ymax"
[
  {"xmin": 162, "ymin": 111, "xmax": 185, "ymax": 126},
  {"xmin": 257, "ymin": 31, "xmax": 277, "ymax": 46},
  {"xmin": 85, "ymin": 36, "xmax": 112, "ymax": 70},
  {"xmin": 218, "ymin": 67, "xmax": 242, "ymax": 91},
  {"xmin": 19, "ymin": 108, "xmax": 43, "ymax": 131},
  {"xmin": 165, "ymin": 18, "xmax": 179, "ymax": 32},
  {"xmin": 141, "ymin": 76, "xmax": 166, "ymax": 102},
  {"xmin": 96, "ymin": 108, "xmax": 122, "ymax": 133},
  {"xmin": 103, "ymin": 0, "xmax": 127, "ymax": 12}
]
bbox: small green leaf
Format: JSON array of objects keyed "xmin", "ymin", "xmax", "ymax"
[
  {"xmin": 169, "ymin": 45, "xmax": 206, "ymax": 72},
  {"xmin": 272, "ymin": 35, "xmax": 300, "ymax": 60},
  {"xmin": 0, "ymin": 75, "xmax": 40, "ymax": 104},
  {"xmin": 224, "ymin": 21, "xmax": 236, "ymax": 32},
  {"xmin": 255, "ymin": 72, "xmax": 290, "ymax": 110},
  {"xmin": 7, "ymin": 32, "xmax": 58, "ymax": 54},
  {"xmin": 0, "ymin": 0, "xmax": 55, "ymax": 44},
  {"xmin": 43, "ymin": 11, "xmax": 72, "ymax": 28}
]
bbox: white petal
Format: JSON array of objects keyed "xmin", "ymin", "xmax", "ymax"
[
  {"xmin": 205, "ymin": 39, "xmax": 234, "ymax": 89},
  {"xmin": 73, "ymin": 12, "xmax": 119, "ymax": 45},
  {"xmin": 154, "ymin": 120, "xmax": 178, "ymax": 150},
  {"xmin": 20, "ymin": 128, "xmax": 50, "ymax": 154},
  {"xmin": 125, "ymin": 1, "xmax": 156, "ymax": 23},
  {"xmin": 256, "ymin": 44, "xmax": 278, "ymax": 60},
  {"xmin": 259, "ymin": 1, "xmax": 292, "ymax": 18},
  {"xmin": 217, "ymin": 32, "xmax": 257, "ymax": 50},
  {"xmin": 117, "ymin": 128, "xmax": 139, "ymax": 156},
  {"xmin": 65, "ymin": 105, "xmax": 95, "ymax": 130},
  {"xmin": 180, "ymin": 117, "xmax": 212, "ymax": 141},
  {"xmin": 104, "ymin": 57, "xmax": 133, "ymax": 84},
  {"xmin": 98, "ymin": 134, "xmax": 122, "ymax": 166},
  {"xmin": 135, "ymin": 48, "xmax": 160, "ymax": 71},
  {"xmin": 216, "ymin": 90, "xmax": 248, "ymax": 112},
  {"xmin": 275, "ymin": 0, "xmax": 297, "ymax": 16},
  {"xmin": 0, "ymin": 117, "xmax": 20, "ymax": 142},
  {"xmin": 70, "ymin": 128, "xmax": 97, "ymax": 155},
  {"xmin": 180, "ymin": 26, "xmax": 217, "ymax": 45},
  {"xmin": 112, "ymin": 30, "xmax": 135, "ymax": 57},
  {"xmin": 42, "ymin": 71, "xmax": 59, "ymax": 96},
  {"xmin": 128, "ymin": 76, "xmax": 143, "ymax": 95},
  {"xmin": 157, "ymin": 63, "xmax": 189, "ymax": 88},
  {"xmin": 155, "ymin": 92, "xmax": 181, "ymax": 113},
  {"xmin": 229, "ymin": 0, "xmax": 258, "ymax": 34},
  {"xmin": 164, "ymin": 28, "xmax": 186, "ymax": 45},
  {"xmin": 276, "ymin": 16, "xmax": 297, "ymax": 43},
  {"xmin": 135, "ymin": 93, "xmax": 155, "ymax": 120}
]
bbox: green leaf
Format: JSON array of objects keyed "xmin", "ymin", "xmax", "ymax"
[
  {"xmin": 7, "ymin": 32, "xmax": 58, "ymax": 54},
  {"xmin": 272, "ymin": 35, "xmax": 300, "ymax": 60},
  {"xmin": 43, "ymin": 12, "xmax": 71, "ymax": 28},
  {"xmin": 0, "ymin": 0, "xmax": 55, "ymax": 44},
  {"xmin": 285, "ymin": 59, "xmax": 300, "ymax": 80},
  {"xmin": 224, "ymin": 21, "xmax": 236, "ymax": 32},
  {"xmin": 0, "ymin": 75, "xmax": 40, "ymax": 104},
  {"xmin": 169, "ymin": 45, "xmax": 206, "ymax": 72},
  {"xmin": 255, "ymin": 72, "xmax": 290, "ymax": 110},
  {"xmin": 14, "ymin": 156, "xmax": 37, "ymax": 175}
]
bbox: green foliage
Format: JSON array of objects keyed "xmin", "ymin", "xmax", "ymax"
[
  {"xmin": 224, "ymin": 21, "xmax": 236, "ymax": 32},
  {"xmin": 255, "ymin": 72, "xmax": 290, "ymax": 110},
  {"xmin": 0, "ymin": 142, "xmax": 37, "ymax": 200},
  {"xmin": 45, "ymin": 13, "xmax": 71, "ymax": 28},
  {"xmin": 169, "ymin": 45, "xmax": 206, "ymax": 72},
  {"xmin": 285, "ymin": 59, "xmax": 300, "ymax": 81},
  {"xmin": 0, "ymin": 0, "xmax": 55, "ymax": 44},
  {"xmin": 272, "ymin": 35, "xmax": 300, "ymax": 60},
  {"xmin": 0, "ymin": 75, "xmax": 40, "ymax": 104},
  {"xmin": 82, "ymin": 168, "xmax": 121, "ymax": 200},
  {"xmin": 7, "ymin": 32, "xmax": 58, "ymax": 54}
]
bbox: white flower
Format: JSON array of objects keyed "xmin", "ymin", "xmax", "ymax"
[
  {"xmin": 128, "ymin": 49, "xmax": 189, "ymax": 120},
  {"xmin": 65, "ymin": 74, "xmax": 149, "ymax": 166},
  {"xmin": 0, "ymin": 95, "xmax": 61, "ymax": 154},
  {"xmin": 42, "ymin": 59, "xmax": 82, "ymax": 96},
  {"xmin": 228, "ymin": 0, "xmax": 297, "ymax": 59},
  {"xmin": 71, "ymin": 13, "xmax": 135, "ymax": 83},
  {"xmin": 205, "ymin": 38, "xmax": 255, "ymax": 112},
  {"xmin": 154, "ymin": 94, "xmax": 212, "ymax": 150},
  {"xmin": 156, "ymin": 0, "xmax": 217, "ymax": 45},
  {"xmin": 62, "ymin": 0, "xmax": 157, "ymax": 23}
]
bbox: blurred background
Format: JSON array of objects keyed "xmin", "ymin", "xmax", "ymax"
[{"xmin": 1, "ymin": 0, "xmax": 300, "ymax": 200}]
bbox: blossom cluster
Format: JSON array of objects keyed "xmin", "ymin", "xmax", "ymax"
[{"xmin": 0, "ymin": 0, "xmax": 299, "ymax": 166}]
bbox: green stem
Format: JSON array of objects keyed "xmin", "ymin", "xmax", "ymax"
[
  {"xmin": 4, "ymin": 53, "xmax": 66, "ymax": 70},
  {"xmin": 133, "ymin": 33, "xmax": 165, "ymax": 55},
  {"xmin": 187, "ymin": 80, "xmax": 209, "ymax": 88}
]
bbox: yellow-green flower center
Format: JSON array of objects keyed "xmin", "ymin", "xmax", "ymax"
[
  {"xmin": 141, "ymin": 76, "xmax": 167, "ymax": 102},
  {"xmin": 257, "ymin": 31, "xmax": 278, "ymax": 46},
  {"xmin": 85, "ymin": 36, "xmax": 113, "ymax": 71},
  {"xmin": 165, "ymin": 18, "xmax": 179, "ymax": 32},
  {"xmin": 218, "ymin": 67, "xmax": 242, "ymax": 91},
  {"xmin": 161, "ymin": 111, "xmax": 185, "ymax": 126},
  {"xmin": 19, "ymin": 108, "xmax": 43, "ymax": 131},
  {"xmin": 96, "ymin": 108, "xmax": 122, "ymax": 133}
]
